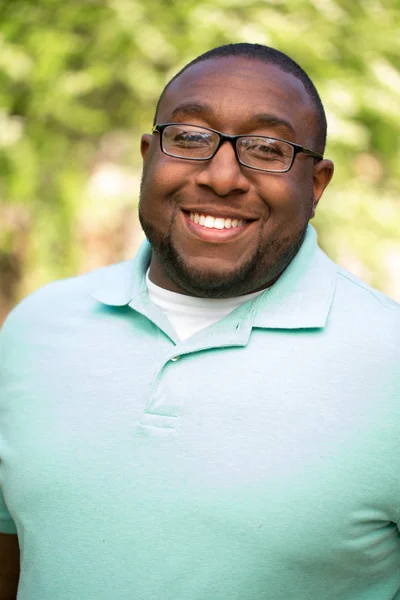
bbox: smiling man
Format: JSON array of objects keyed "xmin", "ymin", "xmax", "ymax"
[
  {"xmin": 139, "ymin": 51, "xmax": 332, "ymax": 299},
  {"xmin": 0, "ymin": 43, "xmax": 399, "ymax": 600}
]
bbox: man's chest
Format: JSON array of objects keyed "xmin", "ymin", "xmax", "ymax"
[{"xmin": 1, "ymin": 327, "xmax": 399, "ymax": 582}]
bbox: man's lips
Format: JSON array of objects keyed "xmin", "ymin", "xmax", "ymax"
[
  {"xmin": 188, "ymin": 212, "xmax": 247, "ymax": 230},
  {"xmin": 182, "ymin": 207, "xmax": 258, "ymax": 222},
  {"xmin": 181, "ymin": 210, "xmax": 256, "ymax": 241}
]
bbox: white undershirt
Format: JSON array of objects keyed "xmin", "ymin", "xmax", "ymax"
[{"xmin": 146, "ymin": 271, "xmax": 265, "ymax": 341}]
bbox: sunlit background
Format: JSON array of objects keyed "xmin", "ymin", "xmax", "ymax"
[{"xmin": 0, "ymin": 0, "xmax": 399, "ymax": 324}]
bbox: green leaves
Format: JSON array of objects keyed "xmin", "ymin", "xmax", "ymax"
[{"xmin": 0, "ymin": 0, "xmax": 399, "ymax": 320}]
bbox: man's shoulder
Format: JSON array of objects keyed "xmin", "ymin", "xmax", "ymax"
[
  {"xmin": 1, "ymin": 260, "xmax": 133, "ymax": 333},
  {"xmin": 334, "ymin": 264, "xmax": 399, "ymax": 313},
  {"xmin": 330, "ymin": 263, "xmax": 400, "ymax": 348}
]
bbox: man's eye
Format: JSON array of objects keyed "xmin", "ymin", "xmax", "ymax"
[
  {"xmin": 172, "ymin": 132, "xmax": 211, "ymax": 147},
  {"xmin": 246, "ymin": 142, "xmax": 283, "ymax": 157}
]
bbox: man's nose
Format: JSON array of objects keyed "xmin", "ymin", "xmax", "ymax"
[{"xmin": 194, "ymin": 141, "xmax": 251, "ymax": 196}]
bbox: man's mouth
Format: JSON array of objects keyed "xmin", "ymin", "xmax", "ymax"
[{"xmin": 189, "ymin": 212, "xmax": 247, "ymax": 230}]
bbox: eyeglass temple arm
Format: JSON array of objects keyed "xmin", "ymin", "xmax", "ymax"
[{"xmin": 301, "ymin": 147, "xmax": 324, "ymax": 159}]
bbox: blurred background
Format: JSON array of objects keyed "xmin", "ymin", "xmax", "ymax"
[{"xmin": 0, "ymin": 0, "xmax": 399, "ymax": 324}]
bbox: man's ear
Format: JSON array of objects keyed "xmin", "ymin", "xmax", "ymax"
[
  {"xmin": 140, "ymin": 134, "xmax": 152, "ymax": 161},
  {"xmin": 311, "ymin": 159, "xmax": 334, "ymax": 217}
]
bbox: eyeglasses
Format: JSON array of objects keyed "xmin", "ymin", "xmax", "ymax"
[{"xmin": 152, "ymin": 123, "xmax": 323, "ymax": 173}]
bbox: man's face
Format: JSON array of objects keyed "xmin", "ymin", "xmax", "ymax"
[{"xmin": 139, "ymin": 57, "xmax": 333, "ymax": 297}]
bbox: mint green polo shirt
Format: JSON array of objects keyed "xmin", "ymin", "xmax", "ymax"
[{"xmin": 0, "ymin": 226, "xmax": 399, "ymax": 600}]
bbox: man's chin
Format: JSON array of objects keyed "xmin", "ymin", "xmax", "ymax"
[
  {"xmin": 156, "ymin": 250, "xmax": 262, "ymax": 298},
  {"xmin": 174, "ymin": 271, "xmax": 244, "ymax": 298}
]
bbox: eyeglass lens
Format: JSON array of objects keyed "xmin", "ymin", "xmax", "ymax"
[{"xmin": 161, "ymin": 124, "xmax": 294, "ymax": 171}]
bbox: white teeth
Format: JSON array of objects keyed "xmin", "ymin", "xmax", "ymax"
[{"xmin": 189, "ymin": 213, "xmax": 246, "ymax": 230}]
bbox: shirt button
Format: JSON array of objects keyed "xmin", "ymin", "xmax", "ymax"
[{"xmin": 170, "ymin": 355, "xmax": 180, "ymax": 362}]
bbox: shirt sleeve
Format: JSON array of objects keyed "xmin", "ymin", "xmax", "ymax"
[{"xmin": 0, "ymin": 486, "xmax": 17, "ymax": 534}]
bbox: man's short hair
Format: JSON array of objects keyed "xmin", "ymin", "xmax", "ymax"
[{"xmin": 154, "ymin": 43, "xmax": 327, "ymax": 154}]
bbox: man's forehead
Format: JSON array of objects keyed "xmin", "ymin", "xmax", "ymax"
[{"xmin": 158, "ymin": 56, "xmax": 315, "ymax": 135}]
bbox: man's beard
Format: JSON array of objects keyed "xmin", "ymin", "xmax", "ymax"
[{"xmin": 138, "ymin": 207, "xmax": 307, "ymax": 299}]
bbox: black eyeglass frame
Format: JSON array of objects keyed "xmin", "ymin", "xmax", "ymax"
[{"xmin": 152, "ymin": 123, "xmax": 324, "ymax": 173}]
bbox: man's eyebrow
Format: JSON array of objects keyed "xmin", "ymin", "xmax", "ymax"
[
  {"xmin": 169, "ymin": 104, "xmax": 296, "ymax": 136},
  {"xmin": 250, "ymin": 113, "xmax": 296, "ymax": 136},
  {"xmin": 170, "ymin": 102, "xmax": 213, "ymax": 119}
]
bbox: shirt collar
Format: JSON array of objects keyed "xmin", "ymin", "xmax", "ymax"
[
  {"xmin": 252, "ymin": 225, "xmax": 337, "ymax": 329},
  {"xmin": 90, "ymin": 241, "xmax": 150, "ymax": 307},
  {"xmin": 91, "ymin": 225, "xmax": 337, "ymax": 330}
]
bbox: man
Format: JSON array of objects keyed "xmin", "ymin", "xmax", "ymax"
[{"xmin": 0, "ymin": 43, "xmax": 399, "ymax": 599}]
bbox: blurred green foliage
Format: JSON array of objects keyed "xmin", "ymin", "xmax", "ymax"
[{"xmin": 0, "ymin": 0, "xmax": 399, "ymax": 320}]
